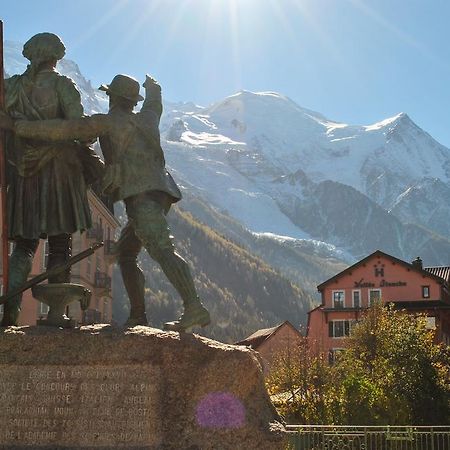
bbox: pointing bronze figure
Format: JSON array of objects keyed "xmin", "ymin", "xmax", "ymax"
[{"xmin": 0, "ymin": 73, "xmax": 211, "ymax": 332}]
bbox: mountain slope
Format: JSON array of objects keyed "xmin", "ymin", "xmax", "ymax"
[{"xmin": 178, "ymin": 192, "xmax": 348, "ymax": 294}]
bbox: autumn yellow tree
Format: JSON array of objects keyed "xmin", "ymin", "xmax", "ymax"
[{"xmin": 267, "ymin": 303, "xmax": 450, "ymax": 425}]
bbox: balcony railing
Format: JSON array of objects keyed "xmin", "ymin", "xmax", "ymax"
[
  {"xmin": 94, "ymin": 271, "xmax": 112, "ymax": 290},
  {"xmin": 103, "ymin": 239, "xmax": 116, "ymax": 256},
  {"xmin": 285, "ymin": 425, "xmax": 450, "ymax": 450}
]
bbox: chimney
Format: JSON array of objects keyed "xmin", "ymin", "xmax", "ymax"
[{"xmin": 411, "ymin": 257, "xmax": 423, "ymax": 270}]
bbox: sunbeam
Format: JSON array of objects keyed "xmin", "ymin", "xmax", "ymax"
[
  {"xmin": 228, "ymin": 0, "xmax": 242, "ymax": 90},
  {"xmin": 71, "ymin": 0, "xmax": 131, "ymax": 51},
  {"xmin": 152, "ymin": 0, "xmax": 195, "ymax": 69},
  {"xmin": 108, "ymin": 0, "xmax": 164, "ymax": 63},
  {"xmin": 265, "ymin": 0, "xmax": 354, "ymax": 83},
  {"xmin": 347, "ymin": 0, "xmax": 450, "ymax": 72}
]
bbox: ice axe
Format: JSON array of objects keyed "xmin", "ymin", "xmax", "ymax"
[{"xmin": 0, "ymin": 242, "xmax": 104, "ymax": 305}]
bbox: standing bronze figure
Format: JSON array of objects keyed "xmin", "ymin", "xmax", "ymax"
[
  {"xmin": 1, "ymin": 74, "xmax": 211, "ymax": 332},
  {"xmin": 1, "ymin": 33, "xmax": 93, "ymax": 326}
]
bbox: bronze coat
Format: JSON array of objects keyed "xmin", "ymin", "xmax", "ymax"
[
  {"xmin": 15, "ymin": 83, "xmax": 182, "ymax": 205},
  {"xmin": 5, "ymin": 68, "xmax": 92, "ymax": 239}
]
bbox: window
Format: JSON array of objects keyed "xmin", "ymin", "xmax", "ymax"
[
  {"xmin": 39, "ymin": 302, "xmax": 49, "ymax": 315},
  {"xmin": 86, "ymin": 255, "xmax": 92, "ymax": 279},
  {"xmin": 352, "ymin": 290, "xmax": 361, "ymax": 308},
  {"xmin": 329, "ymin": 320, "xmax": 354, "ymax": 338},
  {"xmin": 422, "ymin": 286, "xmax": 430, "ymax": 299},
  {"xmin": 8, "ymin": 242, "xmax": 14, "ymax": 256},
  {"xmin": 369, "ymin": 289, "xmax": 381, "ymax": 305},
  {"xmin": 332, "ymin": 290, "xmax": 345, "ymax": 308},
  {"xmin": 328, "ymin": 320, "xmax": 350, "ymax": 337},
  {"xmin": 426, "ymin": 317, "xmax": 436, "ymax": 330},
  {"xmin": 42, "ymin": 240, "xmax": 49, "ymax": 270},
  {"xmin": 328, "ymin": 348, "xmax": 344, "ymax": 365}
]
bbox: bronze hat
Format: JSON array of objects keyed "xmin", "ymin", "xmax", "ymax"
[
  {"xmin": 99, "ymin": 74, "xmax": 144, "ymax": 102},
  {"xmin": 22, "ymin": 32, "xmax": 66, "ymax": 63}
]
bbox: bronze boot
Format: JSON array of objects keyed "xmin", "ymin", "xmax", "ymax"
[
  {"xmin": 1, "ymin": 243, "xmax": 35, "ymax": 327},
  {"xmin": 119, "ymin": 256, "xmax": 148, "ymax": 326},
  {"xmin": 163, "ymin": 297, "xmax": 210, "ymax": 332},
  {"xmin": 153, "ymin": 250, "xmax": 210, "ymax": 332}
]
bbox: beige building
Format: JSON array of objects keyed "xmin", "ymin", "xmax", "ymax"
[
  {"xmin": 236, "ymin": 321, "xmax": 303, "ymax": 374},
  {"xmin": 0, "ymin": 190, "xmax": 120, "ymax": 326}
]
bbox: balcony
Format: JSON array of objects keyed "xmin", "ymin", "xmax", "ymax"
[
  {"xmin": 323, "ymin": 306, "xmax": 364, "ymax": 312},
  {"xmin": 82, "ymin": 308, "xmax": 102, "ymax": 325},
  {"xmin": 86, "ymin": 223, "xmax": 103, "ymax": 241},
  {"xmin": 103, "ymin": 239, "xmax": 116, "ymax": 256},
  {"xmin": 94, "ymin": 271, "xmax": 112, "ymax": 290}
]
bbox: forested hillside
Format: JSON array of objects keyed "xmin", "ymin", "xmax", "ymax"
[
  {"xmin": 112, "ymin": 206, "xmax": 315, "ymax": 343},
  {"xmin": 179, "ymin": 192, "xmax": 348, "ymax": 294}
]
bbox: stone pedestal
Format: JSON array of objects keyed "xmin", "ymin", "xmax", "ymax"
[
  {"xmin": 32, "ymin": 283, "xmax": 91, "ymax": 328},
  {"xmin": 0, "ymin": 325, "xmax": 286, "ymax": 449}
]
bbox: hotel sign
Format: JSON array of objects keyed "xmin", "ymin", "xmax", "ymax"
[{"xmin": 354, "ymin": 278, "xmax": 407, "ymax": 288}]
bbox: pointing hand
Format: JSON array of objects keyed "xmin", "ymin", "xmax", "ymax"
[{"xmin": 142, "ymin": 74, "xmax": 160, "ymax": 89}]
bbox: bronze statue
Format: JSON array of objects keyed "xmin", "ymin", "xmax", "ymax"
[
  {"xmin": 0, "ymin": 74, "xmax": 211, "ymax": 332},
  {"xmin": 0, "ymin": 33, "xmax": 97, "ymax": 326}
]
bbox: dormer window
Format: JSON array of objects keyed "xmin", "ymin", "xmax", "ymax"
[{"xmin": 332, "ymin": 290, "xmax": 345, "ymax": 308}]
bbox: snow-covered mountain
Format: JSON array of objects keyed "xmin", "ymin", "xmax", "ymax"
[
  {"xmin": 162, "ymin": 91, "xmax": 450, "ymax": 207},
  {"xmin": 4, "ymin": 41, "xmax": 450, "ymax": 266},
  {"xmin": 159, "ymin": 91, "xmax": 450, "ymax": 263}
]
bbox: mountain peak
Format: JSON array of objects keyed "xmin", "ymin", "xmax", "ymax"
[
  {"xmin": 391, "ymin": 112, "xmax": 413, "ymax": 125},
  {"xmin": 364, "ymin": 112, "xmax": 414, "ymax": 132},
  {"xmin": 205, "ymin": 89, "xmax": 329, "ymax": 130},
  {"xmin": 231, "ymin": 90, "xmax": 286, "ymax": 100}
]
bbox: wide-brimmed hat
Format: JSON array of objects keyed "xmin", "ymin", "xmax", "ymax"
[
  {"xmin": 22, "ymin": 32, "xmax": 66, "ymax": 63},
  {"xmin": 99, "ymin": 74, "xmax": 144, "ymax": 102}
]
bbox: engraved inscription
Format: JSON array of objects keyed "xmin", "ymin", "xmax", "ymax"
[{"xmin": 0, "ymin": 365, "xmax": 161, "ymax": 446}]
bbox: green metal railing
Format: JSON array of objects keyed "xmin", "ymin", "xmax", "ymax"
[{"xmin": 286, "ymin": 425, "xmax": 450, "ymax": 450}]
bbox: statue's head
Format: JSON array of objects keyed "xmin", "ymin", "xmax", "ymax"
[
  {"xmin": 99, "ymin": 74, "xmax": 144, "ymax": 105},
  {"xmin": 22, "ymin": 32, "xmax": 66, "ymax": 65}
]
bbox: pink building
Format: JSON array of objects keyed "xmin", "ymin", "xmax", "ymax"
[{"xmin": 307, "ymin": 250, "xmax": 450, "ymax": 363}]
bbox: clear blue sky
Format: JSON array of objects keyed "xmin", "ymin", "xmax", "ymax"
[{"xmin": 2, "ymin": 0, "xmax": 450, "ymax": 147}]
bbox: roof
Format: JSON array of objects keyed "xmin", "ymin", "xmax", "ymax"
[
  {"xmin": 317, "ymin": 250, "xmax": 447, "ymax": 292},
  {"xmin": 235, "ymin": 321, "xmax": 302, "ymax": 349},
  {"xmin": 307, "ymin": 304, "xmax": 323, "ymax": 315},
  {"xmin": 425, "ymin": 266, "xmax": 450, "ymax": 283}
]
